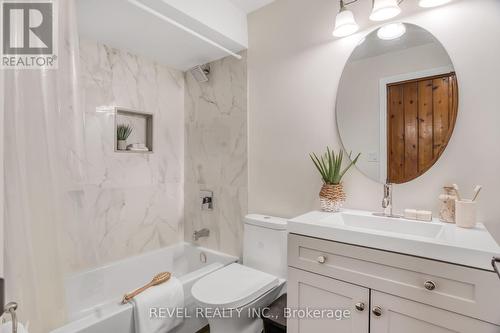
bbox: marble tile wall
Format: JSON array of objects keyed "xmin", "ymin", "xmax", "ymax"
[
  {"xmin": 62, "ymin": 40, "xmax": 185, "ymax": 273},
  {"xmin": 184, "ymin": 52, "xmax": 248, "ymax": 258}
]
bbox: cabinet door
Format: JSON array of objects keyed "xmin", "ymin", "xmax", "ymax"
[
  {"xmin": 287, "ymin": 267, "xmax": 369, "ymax": 333},
  {"xmin": 370, "ymin": 291, "xmax": 500, "ymax": 333}
]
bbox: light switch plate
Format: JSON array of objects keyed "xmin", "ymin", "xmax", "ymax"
[{"xmin": 368, "ymin": 152, "xmax": 379, "ymax": 162}]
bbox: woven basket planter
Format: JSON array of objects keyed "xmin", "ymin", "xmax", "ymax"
[{"xmin": 319, "ymin": 183, "xmax": 346, "ymax": 212}]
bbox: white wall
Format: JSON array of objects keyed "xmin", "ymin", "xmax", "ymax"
[
  {"xmin": 338, "ymin": 42, "xmax": 452, "ymax": 181},
  {"xmin": 248, "ymin": 0, "xmax": 500, "ymax": 225},
  {"xmin": 63, "ymin": 40, "xmax": 185, "ymax": 273},
  {"xmin": 184, "ymin": 52, "xmax": 248, "ymax": 257}
]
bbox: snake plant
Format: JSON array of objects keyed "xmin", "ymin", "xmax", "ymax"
[
  {"xmin": 310, "ymin": 147, "xmax": 360, "ymax": 185},
  {"xmin": 117, "ymin": 124, "xmax": 133, "ymax": 140}
]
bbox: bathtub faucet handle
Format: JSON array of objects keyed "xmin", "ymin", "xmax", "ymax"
[{"xmin": 200, "ymin": 190, "xmax": 214, "ymax": 210}]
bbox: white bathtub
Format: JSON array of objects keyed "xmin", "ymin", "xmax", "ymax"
[{"xmin": 51, "ymin": 242, "xmax": 238, "ymax": 333}]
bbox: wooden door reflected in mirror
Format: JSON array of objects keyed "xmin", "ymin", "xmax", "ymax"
[{"xmin": 387, "ymin": 72, "xmax": 457, "ymax": 183}]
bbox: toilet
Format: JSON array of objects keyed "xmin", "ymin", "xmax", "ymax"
[{"xmin": 191, "ymin": 214, "xmax": 287, "ymax": 333}]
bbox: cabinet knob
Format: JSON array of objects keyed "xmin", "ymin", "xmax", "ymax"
[
  {"xmin": 317, "ymin": 255, "xmax": 327, "ymax": 264},
  {"xmin": 424, "ymin": 280, "xmax": 437, "ymax": 291},
  {"xmin": 355, "ymin": 302, "xmax": 365, "ymax": 312},
  {"xmin": 372, "ymin": 306, "xmax": 382, "ymax": 317}
]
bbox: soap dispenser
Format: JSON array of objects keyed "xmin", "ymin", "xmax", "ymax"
[{"xmin": 438, "ymin": 186, "xmax": 457, "ymax": 223}]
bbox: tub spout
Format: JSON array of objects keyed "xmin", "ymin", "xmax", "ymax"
[{"xmin": 193, "ymin": 228, "xmax": 210, "ymax": 241}]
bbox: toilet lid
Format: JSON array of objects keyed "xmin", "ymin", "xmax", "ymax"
[{"xmin": 191, "ymin": 263, "xmax": 279, "ymax": 309}]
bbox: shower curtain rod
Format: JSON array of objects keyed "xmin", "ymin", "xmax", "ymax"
[{"xmin": 127, "ymin": 0, "xmax": 243, "ymax": 61}]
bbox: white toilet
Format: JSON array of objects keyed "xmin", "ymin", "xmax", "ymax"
[{"xmin": 191, "ymin": 214, "xmax": 287, "ymax": 333}]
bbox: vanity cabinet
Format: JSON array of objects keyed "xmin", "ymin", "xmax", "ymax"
[
  {"xmin": 370, "ymin": 291, "xmax": 499, "ymax": 333},
  {"xmin": 287, "ymin": 234, "xmax": 500, "ymax": 333},
  {"xmin": 287, "ymin": 267, "xmax": 369, "ymax": 332}
]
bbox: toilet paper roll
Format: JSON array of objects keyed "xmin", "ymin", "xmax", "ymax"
[{"xmin": 1, "ymin": 321, "xmax": 29, "ymax": 333}]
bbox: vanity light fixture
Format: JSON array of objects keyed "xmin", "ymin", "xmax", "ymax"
[
  {"xmin": 332, "ymin": 0, "xmax": 359, "ymax": 37},
  {"xmin": 333, "ymin": 0, "xmax": 452, "ymax": 39},
  {"xmin": 418, "ymin": 0, "xmax": 452, "ymax": 8},
  {"xmin": 377, "ymin": 22, "xmax": 406, "ymax": 40},
  {"xmin": 369, "ymin": 0, "xmax": 403, "ymax": 21}
]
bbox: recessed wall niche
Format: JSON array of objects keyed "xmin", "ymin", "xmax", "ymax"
[{"xmin": 114, "ymin": 107, "xmax": 153, "ymax": 153}]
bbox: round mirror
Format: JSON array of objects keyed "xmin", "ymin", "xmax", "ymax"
[{"xmin": 337, "ymin": 23, "xmax": 458, "ymax": 184}]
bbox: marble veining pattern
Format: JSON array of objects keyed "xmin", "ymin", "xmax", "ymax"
[
  {"xmin": 184, "ymin": 52, "xmax": 248, "ymax": 257},
  {"xmin": 62, "ymin": 40, "xmax": 184, "ymax": 273}
]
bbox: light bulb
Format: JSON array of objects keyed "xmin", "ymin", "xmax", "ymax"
[
  {"xmin": 333, "ymin": 9, "xmax": 359, "ymax": 37},
  {"xmin": 419, "ymin": 0, "xmax": 452, "ymax": 8},
  {"xmin": 369, "ymin": 0, "xmax": 402, "ymax": 21},
  {"xmin": 377, "ymin": 22, "xmax": 406, "ymax": 40}
]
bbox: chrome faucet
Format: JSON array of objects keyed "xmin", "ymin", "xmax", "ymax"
[
  {"xmin": 374, "ymin": 183, "xmax": 400, "ymax": 218},
  {"xmin": 382, "ymin": 183, "xmax": 392, "ymax": 213},
  {"xmin": 193, "ymin": 228, "xmax": 210, "ymax": 241},
  {"xmin": 3, "ymin": 302, "xmax": 18, "ymax": 333}
]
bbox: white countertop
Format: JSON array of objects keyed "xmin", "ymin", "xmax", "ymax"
[{"xmin": 288, "ymin": 209, "xmax": 500, "ymax": 271}]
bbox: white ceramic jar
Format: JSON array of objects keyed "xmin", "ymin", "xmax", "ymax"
[{"xmin": 455, "ymin": 199, "xmax": 477, "ymax": 228}]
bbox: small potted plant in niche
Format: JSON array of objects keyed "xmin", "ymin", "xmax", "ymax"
[
  {"xmin": 310, "ymin": 147, "xmax": 360, "ymax": 212},
  {"xmin": 117, "ymin": 124, "xmax": 133, "ymax": 150}
]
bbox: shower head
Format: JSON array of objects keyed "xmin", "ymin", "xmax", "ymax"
[{"xmin": 189, "ymin": 64, "xmax": 210, "ymax": 83}]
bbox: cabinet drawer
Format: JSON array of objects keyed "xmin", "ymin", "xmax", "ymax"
[
  {"xmin": 288, "ymin": 233, "xmax": 500, "ymax": 325},
  {"xmin": 371, "ymin": 291, "xmax": 500, "ymax": 333}
]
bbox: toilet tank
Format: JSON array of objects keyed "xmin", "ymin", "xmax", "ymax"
[{"xmin": 243, "ymin": 214, "xmax": 288, "ymax": 279}]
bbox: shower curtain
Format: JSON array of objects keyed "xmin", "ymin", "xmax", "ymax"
[{"xmin": 2, "ymin": 0, "xmax": 86, "ymax": 332}]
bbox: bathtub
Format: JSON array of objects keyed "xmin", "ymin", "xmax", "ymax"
[{"xmin": 51, "ymin": 242, "xmax": 238, "ymax": 333}]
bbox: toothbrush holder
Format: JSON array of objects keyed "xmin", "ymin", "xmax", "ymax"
[{"xmin": 455, "ymin": 199, "xmax": 477, "ymax": 228}]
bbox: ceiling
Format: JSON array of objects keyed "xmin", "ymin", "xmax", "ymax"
[
  {"xmin": 229, "ymin": 0, "xmax": 275, "ymax": 14},
  {"xmin": 77, "ymin": 0, "xmax": 248, "ymax": 71}
]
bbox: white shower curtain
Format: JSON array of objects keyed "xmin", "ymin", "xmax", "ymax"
[{"xmin": 2, "ymin": 0, "xmax": 85, "ymax": 332}]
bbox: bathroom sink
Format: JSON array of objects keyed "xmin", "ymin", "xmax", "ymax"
[
  {"xmin": 338, "ymin": 213, "xmax": 443, "ymax": 239},
  {"xmin": 288, "ymin": 209, "xmax": 500, "ymax": 271}
]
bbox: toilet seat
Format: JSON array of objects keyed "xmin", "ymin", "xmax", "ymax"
[{"xmin": 191, "ymin": 263, "xmax": 279, "ymax": 309}]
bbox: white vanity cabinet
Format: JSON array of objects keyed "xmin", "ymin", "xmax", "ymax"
[
  {"xmin": 287, "ymin": 267, "xmax": 369, "ymax": 332},
  {"xmin": 370, "ymin": 291, "xmax": 500, "ymax": 333},
  {"xmin": 287, "ymin": 233, "xmax": 500, "ymax": 333}
]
